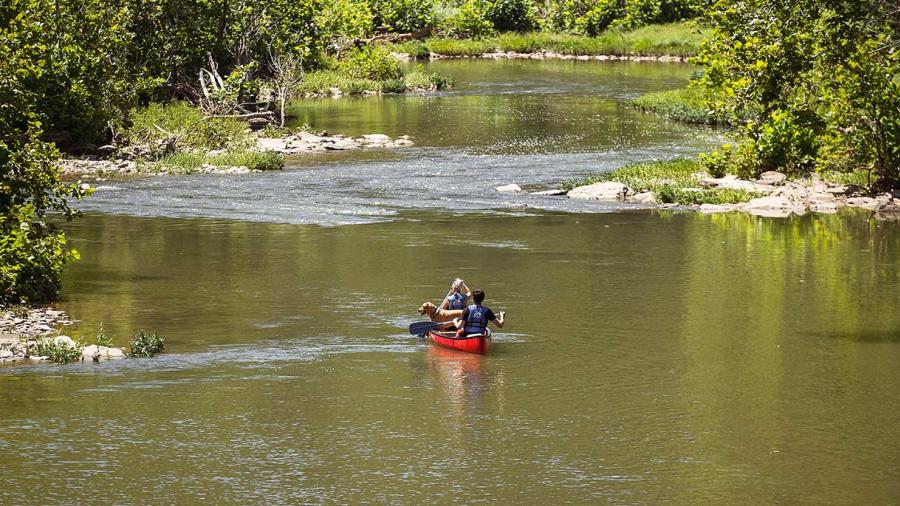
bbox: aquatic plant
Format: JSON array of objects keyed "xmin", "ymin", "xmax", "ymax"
[
  {"xmin": 128, "ymin": 330, "xmax": 165, "ymax": 358},
  {"xmin": 31, "ymin": 337, "xmax": 83, "ymax": 364},
  {"xmin": 94, "ymin": 324, "xmax": 113, "ymax": 348}
]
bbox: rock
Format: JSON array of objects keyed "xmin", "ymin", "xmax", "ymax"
[
  {"xmin": 699, "ymin": 204, "xmax": 736, "ymax": 213},
  {"xmin": 628, "ymin": 191, "xmax": 657, "ymax": 205},
  {"xmin": 874, "ymin": 200, "xmax": 900, "ymax": 221},
  {"xmin": 106, "ymin": 347, "xmax": 126, "ymax": 360},
  {"xmin": 393, "ymin": 139, "xmax": 415, "ymax": 147},
  {"xmin": 700, "ymin": 175, "xmax": 764, "ymax": 192},
  {"xmin": 0, "ymin": 349, "xmax": 12, "ymax": 359},
  {"xmin": 531, "ymin": 189, "xmax": 567, "ymax": 196},
  {"xmin": 846, "ymin": 197, "xmax": 879, "ymax": 210},
  {"xmin": 496, "ymin": 184, "xmax": 522, "ymax": 193},
  {"xmin": 29, "ymin": 355, "xmax": 48, "ymax": 362},
  {"xmin": 568, "ymin": 182, "xmax": 631, "ymax": 201},
  {"xmin": 54, "ymin": 335, "xmax": 77, "ymax": 348},
  {"xmin": 256, "ymin": 138, "xmax": 287, "ymax": 151},
  {"xmin": 809, "ymin": 200, "xmax": 840, "ymax": 214},
  {"xmin": 756, "ymin": 171, "xmax": 787, "ymax": 186},
  {"xmin": 361, "ymin": 134, "xmax": 391, "ymax": 144},
  {"xmin": 740, "ymin": 196, "xmax": 807, "ymax": 218},
  {"xmin": 82, "ymin": 344, "xmax": 100, "ymax": 362}
]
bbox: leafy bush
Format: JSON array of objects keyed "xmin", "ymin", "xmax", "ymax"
[
  {"xmin": 404, "ymin": 65, "xmax": 453, "ymax": 90},
  {"xmin": 127, "ymin": 102, "xmax": 251, "ymax": 154},
  {"xmin": 372, "ymin": 0, "xmax": 435, "ymax": 33},
  {"xmin": 440, "ymin": 0, "xmax": 496, "ymax": 38},
  {"xmin": 94, "ymin": 323, "xmax": 113, "ymax": 348},
  {"xmin": 31, "ymin": 337, "xmax": 83, "ymax": 364},
  {"xmin": 129, "ymin": 330, "xmax": 165, "ymax": 358},
  {"xmin": 318, "ymin": 0, "xmax": 376, "ymax": 39},
  {"xmin": 487, "ymin": 0, "xmax": 536, "ymax": 32},
  {"xmin": 656, "ymin": 186, "xmax": 761, "ymax": 205},
  {"xmin": 576, "ymin": 0, "xmax": 622, "ymax": 35},
  {"xmin": 338, "ymin": 47, "xmax": 403, "ymax": 81}
]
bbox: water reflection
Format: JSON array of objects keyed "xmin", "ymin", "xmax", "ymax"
[{"xmin": 426, "ymin": 346, "xmax": 506, "ymax": 427}]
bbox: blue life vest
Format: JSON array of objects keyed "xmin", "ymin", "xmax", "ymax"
[
  {"xmin": 447, "ymin": 292, "xmax": 466, "ymax": 310},
  {"xmin": 464, "ymin": 304, "xmax": 490, "ymax": 335}
]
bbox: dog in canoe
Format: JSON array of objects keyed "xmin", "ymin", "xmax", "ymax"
[{"xmin": 417, "ymin": 301, "xmax": 463, "ymax": 323}]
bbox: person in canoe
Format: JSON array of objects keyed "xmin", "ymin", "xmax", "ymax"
[
  {"xmin": 443, "ymin": 278, "xmax": 471, "ymax": 312},
  {"xmin": 453, "ymin": 289, "xmax": 505, "ymax": 337},
  {"xmin": 417, "ymin": 278, "xmax": 471, "ymax": 323}
]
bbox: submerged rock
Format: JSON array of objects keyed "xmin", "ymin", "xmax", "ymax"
[
  {"xmin": 496, "ymin": 184, "xmax": 522, "ymax": 193},
  {"xmin": 740, "ymin": 196, "xmax": 807, "ymax": 218},
  {"xmin": 698, "ymin": 204, "xmax": 737, "ymax": 213},
  {"xmin": 531, "ymin": 189, "xmax": 567, "ymax": 196},
  {"xmin": 568, "ymin": 182, "xmax": 631, "ymax": 201}
]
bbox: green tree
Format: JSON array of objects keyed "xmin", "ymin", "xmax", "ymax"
[
  {"xmin": 697, "ymin": 0, "xmax": 900, "ymax": 188},
  {"xmin": 0, "ymin": 7, "xmax": 90, "ymax": 303}
]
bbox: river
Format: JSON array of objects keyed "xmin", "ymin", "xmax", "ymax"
[{"xmin": 1, "ymin": 60, "xmax": 899, "ymax": 504}]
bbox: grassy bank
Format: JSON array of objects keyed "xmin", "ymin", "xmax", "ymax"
[
  {"xmin": 387, "ymin": 22, "xmax": 707, "ymax": 58},
  {"xmin": 629, "ymin": 86, "xmax": 725, "ymax": 124},
  {"xmin": 562, "ymin": 159, "xmax": 763, "ymax": 205},
  {"xmin": 297, "ymin": 65, "xmax": 452, "ymax": 95}
]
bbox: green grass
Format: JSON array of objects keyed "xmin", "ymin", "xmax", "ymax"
[
  {"xmin": 296, "ymin": 69, "xmax": 451, "ymax": 95},
  {"xmin": 128, "ymin": 102, "xmax": 251, "ymax": 151},
  {"xmin": 819, "ymin": 168, "xmax": 874, "ymax": 187},
  {"xmin": 385, "ymin": 21, "xmax": 708, "ymax": 57},
  {"xmin": 562, "ymin": 159, "xmax": 763, "ymax": 206},
  {"xmin": 152, "ymin": 149, "xmax": 284, "ymax": 174},
  {"xmin": 630, "ymin": 87, "xmax": 724, "ymax": 124}
]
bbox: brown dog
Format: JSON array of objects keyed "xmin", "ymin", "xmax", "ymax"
[{"xmin": 417, "ymin": 301, "xmax": 464, "ymax": 323}]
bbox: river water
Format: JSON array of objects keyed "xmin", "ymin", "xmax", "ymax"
[{"xmin": 2, "ymin": 60, "xmax": 899, "ymax": 504}]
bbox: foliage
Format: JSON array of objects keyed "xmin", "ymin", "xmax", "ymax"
[
  {"xmin": 94, "ymin": 323, "xmax": 113, "ymax": 348},
  {"xmin": 576, "ymin": 0, "xmax": 622, "ymax": 35},
  {"xmin": 0, "ymin": 8, "xmax": 90, "ymax": 303},
  {"xmin": 404, "ymin": 65, "xmax": 454, "ymax": 90},
  {"xmin": 129, "ymin": 330, "xmax": 165, "ymax": 357},
  {"xmin": 372, "ymin": 0, "xmax": 435, "ymax": 33},
  {"xmin": 154, "ymin": 150, "xmax": 284, "ymax": 174},
  {"xmin": 31, "ymin": 336, "xmax": 83, "ymax": 364},
  {"xmin": 127, "ymin": 102, "xmax": 251, "ymax": 154},
  {"xmin": 338, "ymin": 47, "xmax": 403, "ymax": 81},
  {"xmin": 440, "ymin": 0, "xmax": 496, "ymax": 39},
  {"xmin": 487, "ymin": 0, "xmax": 537, "ymax": 32},
  {"xmin": 696, "ymin": 0, "xmax": 900, "ymax": 189},
  {"xmin": 656, "ymin": 186, "xmax": 761, "ymax": 205},
  {"xmin": 318, "ymin": 0, "xmax": 377, "ymax": 39}
]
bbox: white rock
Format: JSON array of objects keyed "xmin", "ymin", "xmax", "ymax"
[
  {"xmin": 699, "ymin": 204, "xmax": 736, "ymax": 213},
  {"xmin": 106, "ymin": 347, "xmax": 126, "ymax": 360},
  {"xmin": 568, "ymin": 182, "xmax": 630, "ymax": 201},
  {"xmin": 82, "ymin": 344, "xmax": 100, "ymax": 362},
  {"xmin": 256, "ymin": 138, "xmax": 287, "ymax": 151},
  {"xmin": 756, "ymin": 171, "xmax": 787, "ymax": 186},
  {"xmin": 0, "ymin": 349, "xmax": 12, "ymax": 359},
  {"xmin": 29, "ymin": 355, "xmax": 48, "ymax": 362},
  {"xmin": 54, "ymin": 335, "xmax": 77, "ymax": 348},
  {"xmin": 393, "ymin": 139, "xmax": 415, "ymax": 147},
  {"xmin": 531, "ymin": 189, "xmax": 567, "ymax": 196},
  {"xmin": 810, "ymin": 200, "xmax": 840, "ymax": 214},
  {"xmin": 628, "ymin": 191, "xmax": 657, "ymax": 204},
  {"xmin": 846, "ymin": 197, "xmax": 879, "ymax": 210},
  {"xmin": 741, "ymin": 196, "xmax": 806, "ymax": 218},
  {"xmin": 496, "ymin": 184, "xmax": 522, "ymax": 193},
  {"xmin": 362, "ymin": 134, "xmax": 391, "ymax": 143}
]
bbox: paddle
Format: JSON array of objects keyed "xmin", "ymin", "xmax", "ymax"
[{"xmin": 408, "ymin": 320, "xmax": 452, "ymax": 335}]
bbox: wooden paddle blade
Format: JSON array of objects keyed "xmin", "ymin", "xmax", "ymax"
[{"xmin": 408, "ymin": 321, "xmax": 443, "ymax": 335}]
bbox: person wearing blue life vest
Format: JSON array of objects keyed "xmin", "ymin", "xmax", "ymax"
[
  {"xmin": 453, "ymin": 289, "xmax": 505, "ymax": 337},
  {"xmin": 441, "ymin": 278, "xmax": 471, "ymax": 312}
]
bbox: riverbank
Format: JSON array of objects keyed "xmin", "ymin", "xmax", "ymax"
[
  {"xmin": 61, "ymin": 131, "xmax": 415, "ymax": 179},
  {"xmin": 520, "ymin": 159, "xmax": 900, "ymax": 219},
  {"xmin": 386, "ymin": 22, "xmax": 706, "ymax": 60}
]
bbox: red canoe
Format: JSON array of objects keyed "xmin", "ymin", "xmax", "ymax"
[{"xmin": 427, "ymin": 330, "xmax": 492, "ymax": 355}]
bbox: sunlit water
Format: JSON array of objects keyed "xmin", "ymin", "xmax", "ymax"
[{"xmin": 1, "ymin": 60, "xmax": 899, "ymax": 504}]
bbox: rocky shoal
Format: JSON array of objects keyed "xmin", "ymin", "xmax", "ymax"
[
  {"xmin": 0, "ymin": 306, "xmax": 125, "ymax": 364},
  {"xmin": 60, "ymin": 132, "xmax": 414, "ymax": 179},
  {"xmin": 499, "ymin": 171, "xmax": 900, "ymax": 220}
]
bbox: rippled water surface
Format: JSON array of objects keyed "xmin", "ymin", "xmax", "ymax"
[{"xmin": 2, "ymin": 60, "xmax": 899, "ymax": 504}]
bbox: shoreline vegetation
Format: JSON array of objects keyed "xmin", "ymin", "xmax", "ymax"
[
  {"xmin": 517, "ymin": 159, "xmax": 900, "ymax": 220},
  {"xmin": 387, "ymin": 21, "xmax": 705, "ymax": 59},
  {"xmin": 0, "ymin": 305, "xmax": 164, "ymax": 364}
]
